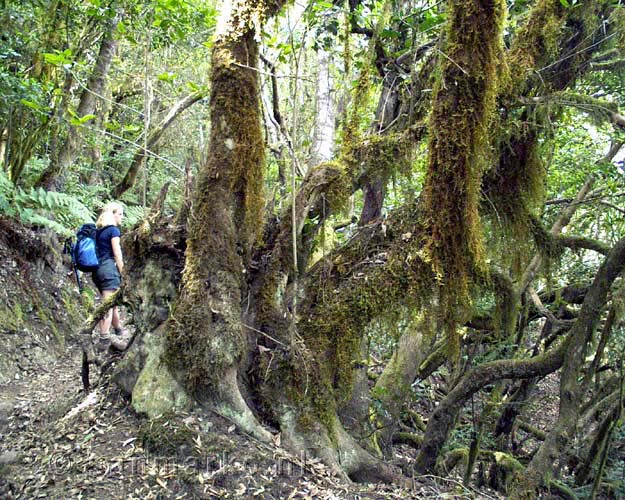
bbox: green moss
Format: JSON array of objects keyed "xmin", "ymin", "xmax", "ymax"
[
  {"xmin": 482, "ymin": 129, "xmax": 546, "ymax": 274},
  {"xmin": 489, "ymin": 272, "xmax": 518, "ymax": 340},
  {"xmin": 507, "ymin": 0, "xmax": 565, "ymax": 93},
  {"xmin": 420, "ymin": 0, "xmax": 507, "ymax": 360},
  {"xmin": 0, "ymin": 302, "xmax": 24, "ymax": 332},
  {"xmin": 165, "ymin": 18, "xmax": 266, "ymax": 395}
]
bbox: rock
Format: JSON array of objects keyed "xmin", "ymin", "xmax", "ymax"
[
  {"xmin": 110, "ymin": 331, "xmax": 132, "ymax": 351},
  {"xmin": 0, "ymin": 402, "xmax": 12, "ymax": 427},
  {"xmin": 131, "ymin": 324, "xmax": 189, "ymax": 418}
]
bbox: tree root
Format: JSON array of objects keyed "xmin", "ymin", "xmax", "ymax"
[
  {"xmin": 278, "ymin": 410, "xmax": 401, "ymax": 484},
  {"xmin": 209, "ymin": 366, "xmax": 273, "ymax": 444}
]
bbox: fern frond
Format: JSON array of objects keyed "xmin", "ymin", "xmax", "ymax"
[
  {"xmin": 0, "ymin": 170, "xmax": 95, "ymax": 236},
  {"xmin": 123, "ymin": 205, "xmax": 147, "ymax": 228}
]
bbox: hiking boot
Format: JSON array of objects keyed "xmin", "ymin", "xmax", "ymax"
[
  {"xmin": 93, "ymin": 331, "xmax": 111, "ymax": 352},
  {"xmin": 110, "ymin": 328, "xmax": 132, "ymax": 351}
]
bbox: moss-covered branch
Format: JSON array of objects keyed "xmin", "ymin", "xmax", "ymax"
[
  {"xmin": 414, "ymin": 342, "xmax": 566, "ymax": 473},
  {"xmin": 558, "ymin": 235, "xmax": 610, "ymax": 256},
  {"xmin": 421, "ymin": 0, "xmax": 506, "ymax": 348}
]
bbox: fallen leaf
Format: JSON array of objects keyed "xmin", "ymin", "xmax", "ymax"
[
  {"xmin": 272, "ymin": 433, "xmax": 281, "ymax": 447},
  {"xmin": 122, "ymin": 437, "xmax": 137, "ymax": 447}
]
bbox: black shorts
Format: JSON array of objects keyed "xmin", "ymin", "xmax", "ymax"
[{"xmin": 92, "ymin": 259, "xmax": 121, "ymax": 292}]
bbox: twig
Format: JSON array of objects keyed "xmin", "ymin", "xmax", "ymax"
[
  {"xmin": 435, "ymin": 48, "xmax": 468, "ymax": 75},
  {"xmin": 242, "ymin": 323, "xmax": 287, "ymax": 347}
]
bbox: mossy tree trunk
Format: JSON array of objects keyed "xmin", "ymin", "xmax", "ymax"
[
  {"xmin": 109, "ymin": 0, "xmax": 625, "ymax": 489},
  {"xmin": 162, "ymin": 0, "xmax": 283, "ymax": 441}
]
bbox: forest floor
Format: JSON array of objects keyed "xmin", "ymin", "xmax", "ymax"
[{"xmin": 0, "ymin": 217, "xmax": 505, "ymax": 499}]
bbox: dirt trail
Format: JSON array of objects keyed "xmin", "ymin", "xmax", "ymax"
[{"xmin": 0, "ymin": 342, "xmax": 447, "ymax": 500}]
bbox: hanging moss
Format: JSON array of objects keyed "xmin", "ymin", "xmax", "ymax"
[
  {"xmin": 482, "ymin": 125, "xmax": 546, "ymax": 272},
  {"xmin": 421, "ymin": 0, "xmax": 507, "ymax": 359},
  {"xmin": 347, "ymin": 132, "xmax": 414, "ymax": 180},
  {"xmin": 507, "ymin": 0, "xmax": 565, "ymax": 93}
]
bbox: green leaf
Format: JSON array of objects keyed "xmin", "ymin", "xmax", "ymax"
[
  {"xmin": 43, "ymin": 49, "xmax": 73, "ymax": 66},
  {"xmin": 104, "ymin": 121, "xmax": 120, "ymax": 131},
  {"xmin": 123, "ymin": 124, "xmax": 142, "ymax": 133},
  {"xmin": 77, "ymin": 114, "xmax": 96, "ymax": 125},
  {"xmin": 381, "ymin": 28, "xmax": 401, "ymax": 39},
  {"xmin": 186, "ymin": 81, "xmax": 200, "ymax": 92},
  {"xmin": 20, "ymin": 99, "xmax": 43, "ymax": 112},
  {"xmin": 157, "ymin": 72, "xmax": 177, "ymax": 82},
  {"xmin": 43, "ymin": 52, "xmax": 64, "ymax": 65},
  {"xmin": 559, "ymin": 0, "xmax": 570, "ymax": 6}
]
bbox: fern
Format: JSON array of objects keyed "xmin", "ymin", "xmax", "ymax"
[
  {"xmin": 0, "ymin": 170, "xmax": 95, "ymax": 237},
  {"xmin": 122, "ymin": 204, "xmax": 147, "ymax": 228}
]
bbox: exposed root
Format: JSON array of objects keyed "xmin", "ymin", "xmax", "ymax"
[
  {"xmin": 209, "ymin": 366, "xmax": 273, "ymax": 444},
  {"xmin": 278, "ymin": 410, "xmax": 401, "ymax": 485}
]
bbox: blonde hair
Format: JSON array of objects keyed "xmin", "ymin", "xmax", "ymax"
[{"xmin": 96, "ymin": 201, "xmax": 124, "ymax": 228}]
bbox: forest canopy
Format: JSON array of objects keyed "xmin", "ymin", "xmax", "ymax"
[{"xmin": 2, "ymin": 0, "xmax": 625, "ymax": 498}]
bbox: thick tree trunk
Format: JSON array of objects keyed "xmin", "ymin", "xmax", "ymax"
[{"xmin": 161, "ymin": 0, "xmax": 274, "ymax": 442}]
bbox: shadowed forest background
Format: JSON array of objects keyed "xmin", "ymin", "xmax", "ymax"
[{"xmin": 1, "ymin": 0, "xmax": 625, "ymax": 498}]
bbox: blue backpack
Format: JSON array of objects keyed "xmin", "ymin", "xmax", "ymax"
[
  {"xmin": 64, "ymin": 223, "xmax": 100, "ymax": 291},
  {"xmin": 73, "ymin": 223, "xmax": 100, "ymax": 272}
]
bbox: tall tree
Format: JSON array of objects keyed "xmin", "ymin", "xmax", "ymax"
[
  {"xmin": 97, "ymin": 0, "xmax": 625, "ymax": 493},
  {"xmin": 36, "ymin": 11, "xmax": 121, "ymax": 190}
]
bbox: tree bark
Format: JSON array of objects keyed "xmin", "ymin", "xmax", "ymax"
[
  {"xmin": 161, "ymin": 0, "xmax": 277, "ymax": 441},
  {"xmin": 371, "ymin": 317, "xmax": 432, "ymax": 455}
]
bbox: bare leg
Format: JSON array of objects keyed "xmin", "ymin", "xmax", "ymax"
[
  {"xmin": 98, "ymin": 289, "xmax": 115, "ymax": 335},
  {"xmin": 111, "ymin": 305, "xmax": 123, "ymax": 330}
]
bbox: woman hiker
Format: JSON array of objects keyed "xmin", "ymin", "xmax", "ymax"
[{"xmin": 92, "ymin": 201, "xmax": 130, "ymax": 350}]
